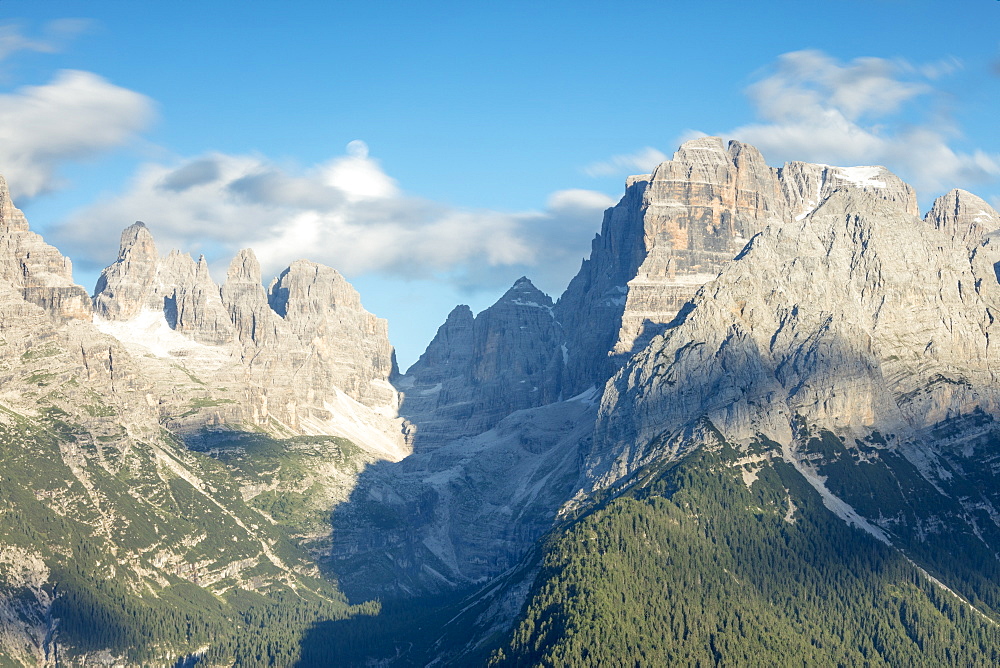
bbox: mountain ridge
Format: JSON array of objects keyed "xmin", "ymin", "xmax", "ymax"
[{"xmin": 3, "ymin": 135, "xmax": 1000, "ymax": 665}]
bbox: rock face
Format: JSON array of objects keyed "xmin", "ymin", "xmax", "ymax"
[
  {"xmin": 0, "ymin": 176, "xmax": 90, "ymax": 321},
  {"xmin": 586, "ymin": 180, "xmax": 1000, "ymax": 535},
  {"xmin": 0, "ymin": 197, "xmax": 355, "ymax": 664},
  {"xmin": 925, "ymin": 188, "xmax": 1000, "ymax": 249},
  {"xmin": 341, "ymin": 138, "xmax": 964, "ymax": 602},
  {"xmin": 92, "ymin": 225, "xmax": 406, "ymax": 459},
  {"xmin": 268, "ymin": 259, "xmax": 397, "ymax": 409},
  {"xmin": 555, "ymin": 137, "xmax": 787, "ymax": 395},
  {"xmin": 554, "ymin": 139, "xmax": 925, "ymax": 399},
  {"xmin": 396, "ymin": 277, "xmax": 563, "ymax": 444},
  {"xmin": 332, "ymin": 394, "xmax": 595, "ymax": 598}
]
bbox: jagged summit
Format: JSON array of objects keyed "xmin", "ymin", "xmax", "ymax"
[
  {"xmin": 90, "ymin": 221, "xmax": 405, "ymax": 450},
  {"xmin": 0, "ymin": 175, "xmax": 90, "ymax": 321},
  {"xmin": 397, "ymin": 275, "xmax": 561, "ymax": 443},
  {"xmin": 0, "ymin": 175, "xmax": 29, "ymax": 234},
  {"xmin": 498, "ymin": 275, "xmax": 553, "ymax": 308},
  {"xmin": 590, "ymin": 181, "xmax": 1000, "ymax": 492},
  {"xmin": 925, "ymin": 188, "xmax": 1000, "ymax": 248}
]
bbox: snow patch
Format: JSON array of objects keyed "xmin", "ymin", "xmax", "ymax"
[
  {"xmin": 795, "ymin": 203, "xmax": 817, "ymax": 221},
  {"xmin": 568, "ymin": 386, "xmax": 599, "ymax": 405},
  {"xmin": 835, "ymin": 166, "xmax": 886, "ymax": 189},
  {"xmin": 512, "ymin": 298, "xmax": 554, "ymax": 317},
  {"xmin": 94, "ymin": 310, "xmax": 230, "ymax": 367},
  {"xmin": 296, "ymin": 389, "xmax": 409, "ymax": 462},
  {"xmin": 783, "ymin": 440, "xmax": 890, "ymax": 544}
]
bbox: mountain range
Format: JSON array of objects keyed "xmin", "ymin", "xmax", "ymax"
[{"xmin": 2, "ymin": 136, "xmax": 1000, "ymax": 665}]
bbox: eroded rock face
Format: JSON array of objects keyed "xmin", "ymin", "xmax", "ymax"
[
  {"xmin": 555, "ymin": 137, "xmax": 787, "ymax": 395},
  {"xmin": 91, "ymin": 225, "xmax": 406, "ymax": 459},
  {"xmin": 268, "ymin": 260, "xmax": 397, "ymax": 408},
  {"xmin": 588, "ymin": 184, "xmax": 1000, "ymax": 491},
  {"xmin": 397, "ymin": 277, "xmax": 563, "ymax": 444},
  {"xmin": 925, "ymin": 188, "xmax": 1000, "ymax": 249},
  {"xmin": 332, "ymin": 394, "xmax": 595, "ymax": 599},
  {"xmin": 553, "ymin": 140, "xmax": 927, "ymax": 401},
  {"xmin": 0, "ymin": 176, "xmax": 90, "ymax": 321}
]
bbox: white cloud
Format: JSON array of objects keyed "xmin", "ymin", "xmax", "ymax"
[
  {"xmin": 725, "ymin": 50, "xmax": 1000, "ymax": 199},
  {"xmin": 0, "ymin": 20, "xmax": 91, "ymax": 64},
  {"xmin": 0, "ymin": 69, "xmax": 155, "ymax": 198},
  {"xmin": 583, "ymin": 147, "xmax": 668, "ymax": 178},
  {"xmin": 546, "ymin": 188, "xmax": 615, "ymax": 211},
  {"xmin": 51, "ymin": 145, "xmax": 615, "ymax": 297}
]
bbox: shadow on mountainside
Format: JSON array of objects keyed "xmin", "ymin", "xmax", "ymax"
[
  {"xmin": 304, "ymin": 312, "xmax": 1000, "ymax": 662},
  {"xmin": 324, "ymin": 384, "xmax": 595, "ymax": 604}
]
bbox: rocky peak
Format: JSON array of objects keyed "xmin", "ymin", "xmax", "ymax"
[
  {"xmin": 555, "ymin": 137, "xmax": 785, "ymax": 395},
  {"xmin": 0, "ymin": 175, "xmax": 29, "ymax": 234},
  {"xmin": 171, "ymin": 253, "xmax": 234, "ymax": 345},
  {"xmin": 398, "ymin": 277, "xmax": 562, "ymax": 444},
  {"xmin": 0, "ymin": 175, "xmax": 90, "ymax": 320},
  {"xmin": 220, "ymin": 248, "xmax": 279, "ymax": 347},
  {"xmin": 93, "ymin": 222, "xmax": 163, "ymax": 320},
  {"xmin": 498, "ymin": 276, "xmax": 553, "ymax": 308},
  {"xmin": 118, "ymin": 221, "xmax": 158, "ymax": 261},
  {"xmin": 925, "ymin": 188, "xmax": 1000, "ymax": 249},
  {"xmin": 268, "ymin": 259, "xmax": 364, "ymax": 319},
  {"xmin": 401, "ymin": 304, "xmax": 474, "ymax": 387},
  {"xmin": 779, "ymin": 162, "xmax": 919, "ymax": 221},
  {"xmin": 589, "ymin": 181, "xmax": 1000, "ymax": 491},
  {"xmin": 266, "ymin": 259, "xmax": 397, "ymax": 407}
]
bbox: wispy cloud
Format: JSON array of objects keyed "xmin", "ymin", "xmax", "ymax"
[
  {"xmin": 50, "ymin": 143, "xmax": 614, "ymax": 296},
  {"xmin": 726, "ymin": 50, "xmax": 1000, "ymax": 198},
  {"xmin": 0, "ymin": 19, "xmax": 91, "ymax": 63},
  {"xmin": 583, "ymin": 147, "xmax": 668, "ymax": 178}
]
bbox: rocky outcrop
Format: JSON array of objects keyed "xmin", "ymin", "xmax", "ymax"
[
  {"xmin": 555, "ymin": 137, "xmax": 787, "ymax": 395},
  {"xmin": 268, "ymin": 260, "xmax": 397, "ymax": 408},
  {"xmin": 0, "ymin": 176, "xmax": 90, "ymax": 321},
  {"xmin": 397, "ymin": 277, "xmax": 563, "ymax": 444},
  {"xmin": 924, "ymin": 188, "xmax": 1000, "ymax": 249},
  {"xmin": 92, "ymin": 225, "xmax": 406, "ymax": 458},
  {"xmin": 588, "ymin": 182, "xmax": 1000, "ymax": 492}
]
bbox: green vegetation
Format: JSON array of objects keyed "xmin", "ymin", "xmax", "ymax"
[
  {"xmin": 178, "ymin": 397, "xmax": 237, "ymax": 417},
  {"xmin": 19, "ymin": 343, "xmax": 62, "ymax": 362},
  {"xmin": 488, "ymin": 442, "xmax": 1000, "ymax": 667},
  {"xmin": 189, "ymin": 430, "xmax": 368, "ymax": 539},
  {"xmin": 0, "ymin": 403, "xmax": 379, "ymax": 666}
]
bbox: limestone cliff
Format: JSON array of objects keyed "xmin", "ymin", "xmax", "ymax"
[
  {"xmin": 555, "ymin": 137, "xmax": 786, "ymax": 395},
  {"xmin": 92, "ymin": 225, "xmax": 406, "ymax": 460},
  {"xmin": 586, "ymin": 179, "xmax": 1000, "ymax": 532},
  {"xmin": 0, "ymin": 176, "xmax": 90, "ymax": 321},
  {"xmin": 396, "ymin": 277, "xmax": 562, "ymax": 444}
]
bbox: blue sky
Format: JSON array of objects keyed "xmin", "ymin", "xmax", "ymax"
[{"xmin": 2, "ymin": 0, "xmax": 998, "ymax": 368}]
